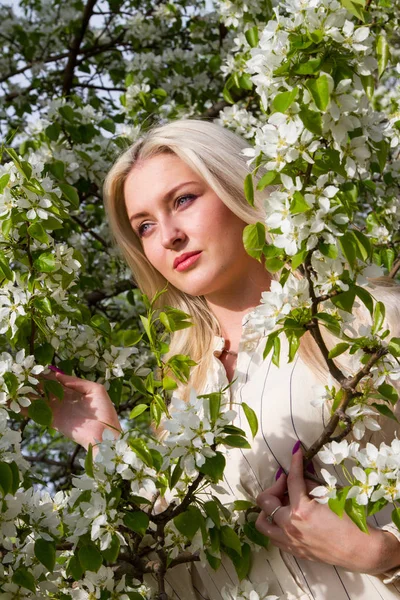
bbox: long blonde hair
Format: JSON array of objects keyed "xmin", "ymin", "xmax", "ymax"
[{"xmin": 103, "ymin": 118, "xmax": 400, "ymax": 399}]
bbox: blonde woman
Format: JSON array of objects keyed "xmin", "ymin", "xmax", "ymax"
[{"xmin": 52, "ymin": 120, "xmax": 400, "ymax": 599}]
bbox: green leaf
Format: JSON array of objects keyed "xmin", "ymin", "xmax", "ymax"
[
  {"xmin": 4, "ymin": 372, "xmax": 19, "ymax": 395},
  {"xmin": 0, "ymin": 462, "xmax": 13, "ymax": 496},
  {"xmin": 28, "ymin": 222, "xmax": 50, "ymax": 244},
  {"xmin": 0, "ymin": 254, "xmax": 13, "ymax": 280},
  {"xmin": 352, "ymin": 230, "xmax": 371, "ymax": 262},
  {"xmin": 199, "ymin": 451, "xmax": 226, "ymax": 483},
  {"xmin": 28, "ymin": 400, "xmax": 53, "ymax": 427},
  {"xmin": 354, "ymin": 286, "xmax": 374, "ymax": 315},
  {"xmin": 230, "ymin": 542, "xmax": 251, "ymax": 580},
  {"xmin": 66, "ymin": 555, "xmax": 84, "ymax": 581},
  {"xmin": 131, "ymin": 375, "xmax": 148, "ymax": 396},
  {"xmin": 372, "ymin": 301, "xmax": 385, "ymax": 335},
  {"xmin": 245, "ymin": 26, "xmax": 259, "ymax": 48},
  {"xmin": 102, "ymin": 534, "xmax": 120, "ymax": 563},
  {"xmin": 299, "ymin": 106, "xmax": 322, "ymax": 135},
  {"xmin": 45, "ymin": 123, "xmax": 61, "ymax": 141},
  {"xmin": 340, "ymin": 0, "xmax": 366, "ymax": 21},
  {"xmin": 130, "ymin": 404, "xmax": 148, "ymax": 419},
  {"xmin": 78, "ymin": 543, "xmax": 103, "ymax": 573},
  {"xmin": 242, "ymin": 402, "xmax": 258, "ymax": 438},
  {"xmin": 272, "ymin": 335, "xmax": 281, "ymax": 367},
  {"xmin": 9, "ymin": 461, "xmax": 20, "ymax": 494},
  {"xmin": 328, "ymin": 343, "xmax": 350, "ymax": 359},
  {"xmin": 204, "ymin": 501, "xmax": 221, "ymax": 529},
  {"xmin": 162, "ymin": 375, "xmax": 177, "ymax": 391},
  {"xmin": 209, "ymin": 393, "xmax": 221, "ymax": 427},
  {"xmin": 305, "ymin": 75, "xmax": 330, "ymax": 111},
  {"xmin": 34, "ymin": 538, "xmax": 56, "ymax": 572},
  {"xmin": 392, "ymin": 507, "xmax": 400, "ymax": 531},
  {"xmin": 243, "ymin": 520, "xmax": 270, "ymax": 548},
  {"xmin": 59, "ymin": 182, "xmax": 80, "ymax": 209},
  {"xmin": 315, "ymin": 313, "xmax": 341, "ymax": 335},
  {"xmin": 223, "ymin": 435, "xmax": 251, "ymax": 449},
  {"xmin": 345, "ymin": 498, "xmax": 368, "ymax": 533},
  {"xmin": 273, "ymin": 87, "xmax": 298, "ymax": 113},
  {"xmin": 205, "ymin": 550, "xmax": 221, "ymax": 571},
  {"xmin": 33, "ymin": 251, "xmax": 57, "ymax": 273},
  {"xmin": 339, "ymin": 232, "xmax": 357, "ymax": 270},
  {"xmin": 129, "ymin": 438, "xmax": 153, "ymax": 468},
  {"xmin": 378, "ymin": 383, "xmax": 399, "ymax": 405},
  {"xmin": 371, "ymin": 402, "xmax": 398, "ymax": 421},
  {"xmin": 123, "ymin": 511, "xmax": 150, "ymax": 536},
  {"xmin": 220, "ymin": 525, "xmax": 242, "ymax": 555},
  {"xmin": 291, "ymin": 249, "xmax": 308, "ymax": 270},
  {"xmin": 0, "ymin": 173, "xmax": 10, "ymax": 193},
  {"xmin": 47, "ymin": 160, "xmax": 65, "ymax": 180},
  {"xmin": 34, "ymin": 343, "xmax": 54, "ymax": 365},
  {"xmin": 328, "ymin": 486, "xmax": 349, "ymax": 518},
  {"xmin": 293, "ymin": 57, "xmax": 322, "ymax": 74},
  {"xmin": 90, "ymin": 314, "xmax": 111, "ymax": 336},
  {"xmin": 243, "ymin": 222, "xmax": 266, "ymax": 261},
  {"xmin": 85, "ymin": 443, "xmax": 94, "ymax": 478},
  {"xmin": 376, "ymin": 33, "xmax": 390, "ymax": 78},
  {"xmin": 290, "ymin": 191, "xmax": 311, "ymax": 215},
  {"xmin": 12, "ymin": 568, "xmax": 36, "ymax": 593},
  {"xmin": 170, "ymin": 462, "xmax": 183, "ymax": 489},
  {"xmin": 43, "ymin": 379, "xmax": 64, "ymax": 401},
  {"xmin": 233, "ymin": 500, "xmax": 254, "ymax": 510},
  {"xmin": 330, "ymin": 288, "xmax": 356, "ymax": 314},
  {"xmin": 257, "ymin": 171, "xmax": 279, "ymax": 190},
  {"xmin": 388, "ymin": 337, "xmax": 400, "ymax": 358},
  {"xmin": 174, "ymin": 506, "xmax": 202, "ymax": 541},
  {"xmin": 99, "ymin": 118, "xmax": 116, "ymax": 133},
  {"xmin": 244, "ymin": 173, "xmax": 254, "ymax": 207}
]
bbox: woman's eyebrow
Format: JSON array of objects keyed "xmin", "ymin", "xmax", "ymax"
[{"xmin": 129, "ymin": 181, "xmax": 198, "ymax": 222}]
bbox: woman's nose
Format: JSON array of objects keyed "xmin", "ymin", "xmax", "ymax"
[{"xmin": 160, "ymin": 222, "xmax": 186, "ymax": 249}]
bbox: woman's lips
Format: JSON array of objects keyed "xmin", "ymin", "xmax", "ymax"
[{"xmin": 174, "ymin": 251, "xmax": 202, "ymax": 271}]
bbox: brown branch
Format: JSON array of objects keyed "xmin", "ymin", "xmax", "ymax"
[
  {"xmin": 71, "ymin": 215, "xmax": 108, "ymax": 246},
  {"xmin": 389, "ymin": 253, "xmax": 400, "ymax": 279},
  {"xmin": 23, "ymin": 455, "xmax": 68, "ymax": 467},
  {"xmin": 62, "ymin": 0, "xmax": 99, "ymax": 96},
  {"xmin": 201, "ymin": 100, "xmax": 229, "ymax": 119},
  {"xmin": 86, "ymin": 278, "xmax": 135, "ymax": 306}
]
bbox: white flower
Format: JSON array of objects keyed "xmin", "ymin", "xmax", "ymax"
[
  {"xmin": 345, "ymin": 404, "xmax": 381, "ymax": 440},
  {"xmin": 347, "ymin": 466, "xmax": 379, "ymax": 505},
  {"xmin": 256, "ymin": 280, "xmax": 291, "ymax": 331},
  {"xmin": 310, "ymin": 469, "xmax": 338, "ymax": 504},
  {"xmin": 318, "ymin": 440, "xmax": 350, "ymax": 465},
  {"xmin": 222, "ymin": 579, "xmax": 279, "ymax": 600}
]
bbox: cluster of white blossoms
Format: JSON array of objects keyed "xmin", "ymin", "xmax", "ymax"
[
  {"xmin": 162, "ymin": 388, "xmax": 237, "ymax": 476},
  {"xmin": 255, "ymin": 274, "xmax": 310, "ymax": 332},
  {"xmin": 311, "ymin": 439, "xmax": 400, "ymax": 508},
  {"xmin": 222, "ymin": 579, "xmax": 279, "ymax": 600}
]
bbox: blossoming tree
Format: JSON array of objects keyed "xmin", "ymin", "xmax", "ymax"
[{"xmin": 0, "ymin": 0, "xmax": 400, "ymax": 598}]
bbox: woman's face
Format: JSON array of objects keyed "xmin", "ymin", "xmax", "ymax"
[{"xmin": 124, "ymin": 153, "xmax": 254, "ymax": 297}]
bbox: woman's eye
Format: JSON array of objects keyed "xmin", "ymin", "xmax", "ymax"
[
  {"xmin": 175, "ymin": 194, "xmax": 196, "ymax": 208},
  {"xmin": 137, "ymin": 195, "xmax": 196, "ymax": 237}
]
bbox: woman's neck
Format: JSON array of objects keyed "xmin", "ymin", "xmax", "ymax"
[{"xmin": 205, "ymin": 265, "xmax": 272, "ymax": 348}]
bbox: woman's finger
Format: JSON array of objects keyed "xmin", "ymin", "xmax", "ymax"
[
  {"xmin": 255, "ymin": 510, "xmax": 288, "ymax": 543},
  {"xmin": 54, "ymin": 372, "xmax": 98, "ymax": 394},
  {"xmin": 286, "ymin": 446, "xmax": 309, "ymax": 509},
  {"xmin": 256, "ymin": 472, "xmax": 287, "ymax": 507}
]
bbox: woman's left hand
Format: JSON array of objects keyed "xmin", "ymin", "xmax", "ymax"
[{"xmin": 255, "ymin": 446, "xmax": 400, "ymax": 575}]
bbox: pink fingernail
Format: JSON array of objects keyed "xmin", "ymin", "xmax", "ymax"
[
  {"xmin": 275, "ymin": 467, "xmax": 284, "ymax": 480},
  {"xmin": 292, "ymin": 441, "xmax": 301, "ymax": 454},
  {"xmin": 47, "ymin": 365, "xmax": 66, "ymax": 375}
]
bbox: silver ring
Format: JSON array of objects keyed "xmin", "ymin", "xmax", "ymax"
[{"xmin": 266, "ymin": 505, "xmax": 282, "ymax": 524}]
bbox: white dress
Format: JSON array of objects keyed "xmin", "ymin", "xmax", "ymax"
[{"xmin": 161, "ymin": 308, "xmax": 400, "ymax": 600}]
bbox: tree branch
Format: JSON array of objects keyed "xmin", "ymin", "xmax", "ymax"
[
  {"xmin": 62, "ymin": 0, "xmax": 98, "ymax": 96},
  {"xmin": 389, "ymin": 253, "xmax": 400, "ymax": 279}
]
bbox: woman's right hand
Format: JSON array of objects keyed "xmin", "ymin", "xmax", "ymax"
[{"xmin": 42, "ymin": 372, "xmax": 122, "ymax": 450}]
